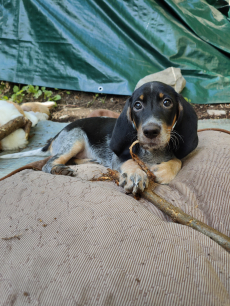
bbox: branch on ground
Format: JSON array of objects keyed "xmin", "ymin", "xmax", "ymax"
[
  {"xmin": 0, "ymin": 116, "xmax": 26, "ymax": 141},
  {"xmin": 23, "ymin": 119, "xmax": 32, "ymax": 140},
  {"xmin": 92, "ymin": 169, "xmax": 230, "ymax": 252}
]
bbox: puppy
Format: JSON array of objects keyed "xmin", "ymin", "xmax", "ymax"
[{"xmin": 0, "ymin": 82, "xmax": 198, "ymax": 194}]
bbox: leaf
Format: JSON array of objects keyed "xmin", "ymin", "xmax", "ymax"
[
  {"xmin": 13, "ymin": 86, "xmax": 19, "ymax": 93},
  {"xmin": 41, "ymin": 87, "xmax": 46, "ymax": 91},
  {"xmin": 11, "ymin": 93, "xmax": 17, "ymax": 100},
  {"xmin": 22, "ymin": 85, "xmax": 29, "ymax": 91},
  {"xmin": 34, "ymin": 90, "xmax": 42, "ymax": 99},
  {"xmin": 53, "ymin": 94, "xmax": 61, "ymax": 101},
  {"xmin": 66, "ymin": 91, "xmax": 70, "ymax": 94},
  {"xmin": 27, "ymin": 85, "xmax": 35, "ymax": 94},
  {"xmin": 2, "ymin": 96, "xmax": 8, "ymax": 100},
  {"xmin": 44, "ymin": 90, "xmax": 52, "ymax": 98}
]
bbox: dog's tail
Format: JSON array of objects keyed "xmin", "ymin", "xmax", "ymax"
[{"xmin": 0, "ymin": 147, "xmax": 50, "ymax": 159}]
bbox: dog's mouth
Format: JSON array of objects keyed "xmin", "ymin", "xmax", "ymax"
[
  {"xmin": 139, "ymin": 138, "xmax": 163, "ymax": 150},
  {"xmin": 142, "ymin": 143, "xmax": 156, "ymax": 149},
  {"xmin": 138, "ymin": 134, "xmax": 170, "ymax": 151},
  {"xmin": 140, "ymin": 142, "xmax": 161, "ymax": 150}
]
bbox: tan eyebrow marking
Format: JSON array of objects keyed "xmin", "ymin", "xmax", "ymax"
[
  {"xmin": 139, "ymin": 94, "xmax": 144, "ymax": 100},
  {"xmin": 159, "ymin": 93, "xmax": 164, "ymax": 98}
]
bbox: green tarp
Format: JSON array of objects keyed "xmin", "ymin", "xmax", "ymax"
[{"xmin": 0, "ymin": 0, "xmax": 230, "ymax": 104}]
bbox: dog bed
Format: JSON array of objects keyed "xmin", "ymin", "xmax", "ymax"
[{"xmin": 0, "ymin": 131, "xmax": 230, "ymax": 305}]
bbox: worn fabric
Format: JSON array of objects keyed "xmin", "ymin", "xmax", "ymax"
[{"xmin": 0, "ymin": 131, "xmax": 230, "ymax": 305}]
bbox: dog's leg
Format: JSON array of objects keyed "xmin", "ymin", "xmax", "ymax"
[
  {"xmin": 150, "ymin": 158, "xmax": 182, "ymax": 184},
  {"xmin": 42, "ymin": 155, "xmax": 77, "ymax": 176},
  {"xmin": 42, "ymin": 140, "xmax": 85, "ymax": 176},
  {"xmin": 119, "ymin": 159, "xmax": 149, "ymax": 194}
]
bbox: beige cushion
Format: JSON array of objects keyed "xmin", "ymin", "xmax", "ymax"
[{"xmin": 0, "ymin": 131, "xmax": 230, "ymax": 305}]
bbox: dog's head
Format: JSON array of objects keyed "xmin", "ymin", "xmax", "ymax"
[
  {"xmin": 110, "ymin": 81, "xmax": 198, "ymax": 160},
  {"xmin": 127, "ymin": 82, "xmax": 179, "ymax": 150}
]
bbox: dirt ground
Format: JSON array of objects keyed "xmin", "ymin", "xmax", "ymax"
[
  {"xmin": 50, "ymin": 90, "xmax": 230, "ymax": 122},
  {"xmin": 1, "ymin": 81, "xmax": 230, "ymax": 122}
]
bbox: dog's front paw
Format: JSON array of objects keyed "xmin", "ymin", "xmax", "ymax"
[
  {"xmin": 51, "ymin": 164, "xmax": 77, "ymax": 177},
  {"xmin": 150, "ymin": 158, "xmax": 182, "ymax": 184},
  {"xmin": 119, "ymin": 160, "xmax": 148, "ymax": 194}
]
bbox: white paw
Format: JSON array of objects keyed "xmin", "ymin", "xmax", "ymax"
[{"xmin": 119, "ymin": 160, "xmax": 148, "ymax": 194}]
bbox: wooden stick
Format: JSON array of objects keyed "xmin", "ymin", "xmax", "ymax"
[
  {"xmin": 128, "ymin": 140, "xmax": 230, "ymax": 251},
  {"xmin": 198, "ymin": 128, "xmax": 230, "ymax": 135},
  {"xmin": 129, "ymin": 140, "xmax": 156, "ymax": 181},
  {"xmin": 92, "ymin": 170, "xmax": 230, "ymax": 252},
  {"xmin": 23, "ymin": 119, "xmax": 32, "ymax": 140},
  {"xmin": 0, "ymin": 116, "xmax": 27, "ymax": 141},
  {"xmin": 143, "ymin": 182, "xmax": 230, "ymax": 252}
]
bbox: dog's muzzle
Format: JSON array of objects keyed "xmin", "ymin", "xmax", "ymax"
[
  {"xmin": 142, "ymin": 123, "xmax": 161, "ymax": 139},
  {"xmin": 139, "ymin": 123, "xmax": 165, "ymax": 150}
]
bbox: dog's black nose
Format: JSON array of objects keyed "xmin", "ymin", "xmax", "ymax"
[{"xmin": 143, "ymin": 124, "xmax": 161, "ymax": 139}]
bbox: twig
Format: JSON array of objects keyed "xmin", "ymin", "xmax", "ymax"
[
  {"xmin": 0, "ymin": 116, "xmax": 27, "ymax": 141},
  {"xmin": 198, "ymin": 128, "xmax": 230, "ymax": 135},
  {"xmin": 129, "ymin": 140, "xmax": 156, "ymax": 183},
  {"xmin": 129, "ymin": 140, "xmax": 230, "ymax": 250},
  {"xmin": 91, "ymin": 169, "xmax": 119, "ymax": 185},
  {"xmin": 23, "ymin": 119, "xmax": 32, "ymax": 140},
  {"xmin": 143, "ymin": 182, "xmax": 230, "ymax": 252},
  {"xmin": 2, "ymin": 234, "xmax": 22, "ymax": 241},
  {"xmin": 92, "ymin": 170, "xmax": 230, "ymax": 252}
]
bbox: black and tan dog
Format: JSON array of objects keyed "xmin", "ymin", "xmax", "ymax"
[{"xmin": 0, "ymin": 82, "xmax": 198, "ymax": 194}]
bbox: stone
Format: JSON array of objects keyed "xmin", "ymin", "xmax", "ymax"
[
  {"xmin": 207, "ymin": 110, "xmax": 226, "ymax": 116},
  {"xmin": 135, "ymin": 67, "xmax": 186, "ymax": 93}
]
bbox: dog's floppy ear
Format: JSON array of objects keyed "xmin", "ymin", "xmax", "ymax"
[
  {"xmin": 110, "ymin": 97, "xmax": 137, "ymax": 161},
  {"xmin": 172, "ymin": 94, "xmax": 198, "ymax": 159}
]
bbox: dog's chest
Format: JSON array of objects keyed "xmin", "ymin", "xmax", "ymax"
[{"xmin": 138, "ymin": 147, "xmax": 173, "ymax": 166}]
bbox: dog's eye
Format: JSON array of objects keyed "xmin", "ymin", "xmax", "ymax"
[
  {"xmin": 134, "ymin": 101, "xmax": 143, "ymax": 110},
  {"xmin": 163, "ymin": 99, "xmax": 172, "ymax": 107}
]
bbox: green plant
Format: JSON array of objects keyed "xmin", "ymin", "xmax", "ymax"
[
  {"xmin": 87, "ymin": 93, "xmax": 99, "ymax": 107},
  {"xmin": 0, "ymin": 81, "xmax": 7, "ymax": 92},
  {"xmin": 184, "ymin": 97, "xmax": 192, "ymax": 104},
  {"xmin": 26, "ymin": 85, "xmax": 42, "ymax": 99},
  {"xmin": 0, "ymin": 95, "xmax": 9, "ymax": 100},
  {"xmin": 0, "ymin": 81, "xmax": 10, "ymax": 100},
  {"xmin": 0, "ymin": 82, "xmax": 62, "ymax": 103},
  {"xmin": 43, "ymin": 88, "xmax": 53, "ymax": 100},
  {"xmin": 11, "ymin": 85, "xmax": 25, "ymax": 103},
  {"xmin": 50, "ymin": 94, "xmax": 61, "ymax": 101},
  {"xmin": 99, "ymin": 95, "xmax": 106, "ymax": 104},
  {"xmin": 41, "ymin": 87, "xmax": 61, "ymax": 101}
]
